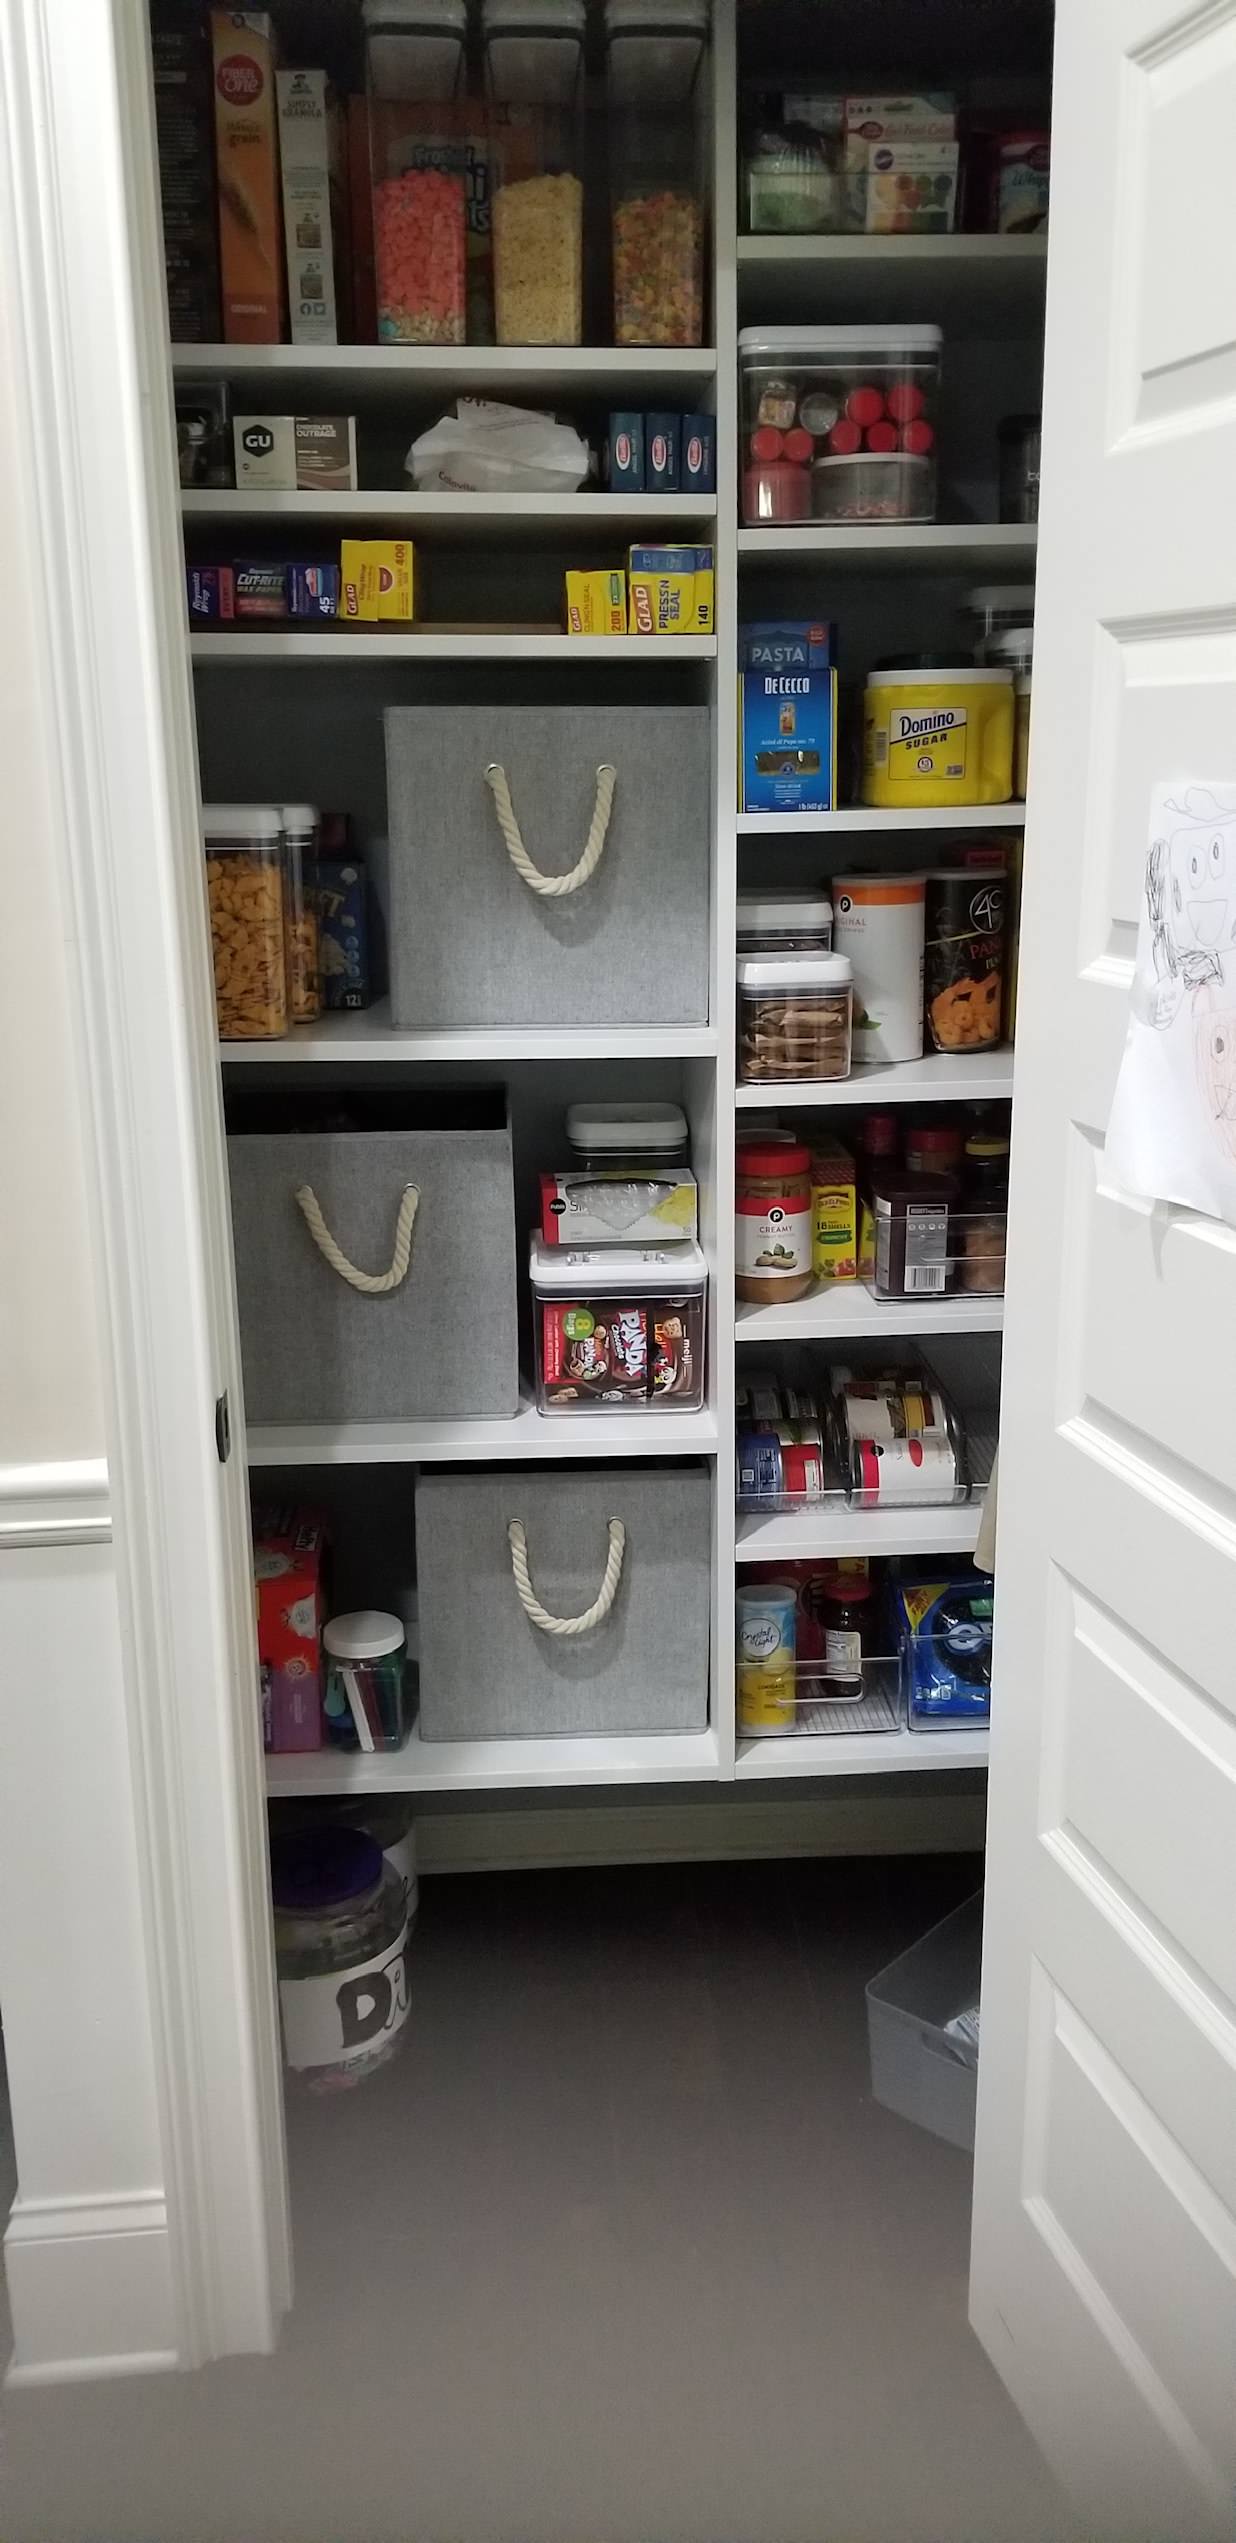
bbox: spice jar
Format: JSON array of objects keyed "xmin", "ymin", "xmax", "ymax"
[
  {"xmin": 738, "ymin": 953, "xmax": 853, "ymax": 1083},
  {"xmin": 272, "ymin": 1828, "xmax": 411, "ymax": 2094},
  {"xmin": 609, "ymin": 111, "xmax": 704, "ymax": 348},
  {"xmin": 820, "ymin": 1574, "xmax": 874, "ymax": 1696},
  {"xmin": 365, "ymin": 0, "xmax": 468, "ymax": 345},
  {"xmin": 202, "ymin": 803, "xmax": 289, "ymax": 1041},
  {"xmin": 735, "ymin": 1139, "xmax": 813, "ymax": 1303},
  {"xmin": 958, "ymin": 1133, "xmax": 1009, "ymax": 1294},
  {"xmin": 281, "ymin": 802, "xmax": 321, "ymax": 1024}
]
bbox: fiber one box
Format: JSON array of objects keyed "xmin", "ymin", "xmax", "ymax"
[
  {"xmin": 628, "ymin": 546, "xmax": 713, "ymax": 635},
  {"xmin": 739, "ymin": 667, "xmax": 838, "ymax": 812},
  {"xmin": 211, "ymin": 10, "xmax": 285, "ymax": 343},
  {"xmin": 253, "ymin": 1506, "xmax": 328, "ymax": 1752},
  {"xmin": 234, "ymin": 414, "xmax": 358, "ymax": 489},
  {"xmin": 565, "ymin": 570, "xmax": 627, "ymax": 635},
  {"xmin": 740, "ymin": 619, "xmax": 836, "ymax": 670},
  {"xmin": 276, "ymin": 68, "xmax": 343, "ymax": 345}
]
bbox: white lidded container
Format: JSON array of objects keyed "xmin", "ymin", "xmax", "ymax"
[
  {"xmin": 737, "ymin": 951, "xmax": 854, "ymax": 1083},
  {"xmin": 963, "ymin": 584, "xmax": 1035, "ymax": 662},
  {"xmin": 322, "ymin": 1610, "xmax": 411, "ymax": 1754},
  {"xmin": 280, "ymin": 801, "xmax": 321, "ymax": 1025},
  {"xmin": 832, "ymin": 871, "xmax": 926, "ymax": 1065},
  {"xmin": 530, "ymin": 1234, "xmax": 707, "ymax": 1412},
  {"xmin": 737, "ymin": 889, "xmax": 833, "ymax": 955},
  {"xmin": 202, "ymin": 802, "xmax": 289, "ymax": 1042},
  {"xmin": 604, "ymin": 0, "xmax": 708, "ymax": 105},
  {"xmin": 363, "ymin": 0, "xmax": 468, "ymax": 98},
  {"xmin": 739, "ymin": 325, "xmax": 942, "ymax": 528},
  {"xmin": 483, "ymin": 0, "xmax": 586, "ymax": 102},
  {"xmin": 566, "ymin": 1100, "xmax": 689, "ymax": 1167}
]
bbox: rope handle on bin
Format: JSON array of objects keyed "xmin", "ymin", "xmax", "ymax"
[
  {"xmin": 507, "ymin": 1517, "xmax": 626, "ymax": 1636},
  {"xmin": 294, "ymin": 1183, "xmax": 421, "ymax": 1295},
  {"xmin": 484, "ymin": 761, "xmax": 616, "ymax": 898}
]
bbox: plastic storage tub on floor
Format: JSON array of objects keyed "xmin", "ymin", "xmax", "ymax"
[
  {"xmin": 382, "ymin": 706, "xmax": 710, "ymax": 1029},
  {"xmin": 226, "ymin": 1085, "xmax": 518, "ymax": 1425},
  {"xmin": 865, "ymin": 1889, "xmax": 983, "ymax": 2152},
  {"xmin": 415, "ymin": 1463, "xmax": 711, "ymax": 1738}
]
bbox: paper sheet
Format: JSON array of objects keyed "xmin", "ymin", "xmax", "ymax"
[{"xmin": 1105, "ymin": 783, "xmax": 1236, "ymax": 1226}]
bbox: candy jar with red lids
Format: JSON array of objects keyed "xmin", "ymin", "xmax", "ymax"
[
  {"xmin": 739, "ymin": 324, "xmax": 942, "ymax": 525},
  {"xmin": 364, "ymin": 0, "xmax": 468, "ymax": 345}
]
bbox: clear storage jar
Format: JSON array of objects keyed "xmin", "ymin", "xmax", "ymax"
[
  {"xmin": 739, "ymin": 326, "xmax": 942, "ymax": 528},
  {"xmin": 963, "ymin": 583, "xmax": 1035, "ymax": 663},
  {"xmin": 202, "ymin": 803, "xmax": 288, "ymax": 1041},
  {"xmin": 272, "ymin": 1829, "xmax": 411, "ymax": 2093},
  {"xmin": 365, "ymin": 0, "xmax": 468, "ymax": 344},
  {"xmin": 491, "ymin": 106, "xmax": 583, "ymax": 344},
  {"xmin": 530, "ymin": 1235, "xmax": 706, "ymax": 1412},
  {"xmin": 281, "ymin": 802, "xmax": 321, "ymax": 1023},
  {"xmin": 737, "ymin": 890, "xmax": 833, "ymax": 955},
  {"xmin": 738, "ymin": 953, "xmax": 853, "ymax": 1083},
  {"xmin": 609, "ymin": 109, "xmax": 704, "ymax": 347},
  {"xmin": 323, "ymin": 1610, "xmax": 412, "ymax": 1751}
]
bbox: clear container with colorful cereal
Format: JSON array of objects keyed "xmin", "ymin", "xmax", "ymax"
[
  {"xmin": 609, "ymin": 110, "xmax": 704, "ymax": 347},
  {"xmin": 490, "ymin": 107, "xmax": 584, "ymax": 345},
  {"xmin": 202, "ymin": 803, "xmax": 289, "ymax": 1042},
  {"xmin": 280, "ymin": 803, "xmax": 321, "ymax": 1024},
  {"xmin": 738, "ymin": 953, "xmax": 853, "ymax": 1083},
  {"xmin": 364, "ymin": 0, "xmax": 468, "ymax": 344},
  {"xmin": 272, "ymin": 1828, "xmax": 411, "ymax": 2094},
  {"xmin": 530, "ymin": 1235, "xmax": 706, "ymax": 1413},
  {"xmin": 739, "ymin": 325, "xmax": 942, "ymax": 527}
]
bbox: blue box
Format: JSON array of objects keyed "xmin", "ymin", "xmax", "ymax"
[
  {"xmin": 739, "ymin": 667, "xmax": 838, "ymax": 812},
  {"xmin": 288, "ymin": 563, "xmax": 340, "ymax": 619},
  {"xmin": 680, "ymin": 413, "xmax": 716, "ymax": 495},
  {"xmin": 740, "ymin": 619, "xmax": 836, "ymax": 671},
  {"xmin": 317, "ymin": 855, "xmax": 371, "ymax": 1011},
  {"xmin": 604, "ymin": 413, "xmax": 645, "ymax": 491},
  {"xmin": 186, "ymin": 565, "xmax": 235, "ymax": 621},
  {"xmin": 646, "ymin": 412, "xmax": 680, "ymax": 491}
]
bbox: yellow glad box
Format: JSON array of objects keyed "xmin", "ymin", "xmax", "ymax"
[
  {"xmin": 341, "ymin": 539, "xmax": 415, "ymax": 622},
  {"xmin": 564, "ymin": 570, "xmax": 626, "ymax": 636},
  {"xmin": 627, "ymin": 546, "xmax": 714, "ymax": 635}
]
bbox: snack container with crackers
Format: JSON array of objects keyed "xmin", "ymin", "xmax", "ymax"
[{"xmin": 203, "ymin": 802, "xmax": 290, "ymax": 1041}]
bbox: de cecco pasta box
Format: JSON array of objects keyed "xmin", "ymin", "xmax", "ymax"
[{"xmin": 739, "ymin": 666, "xmax": 838, "ymax": 813}]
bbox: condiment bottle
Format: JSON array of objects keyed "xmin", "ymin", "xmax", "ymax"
[
  {"xmin": 820, "ymin": 1574, "xmax": 873, "ymax": 1695},
  {"xmin": 735, "ymin": 1139, "xmax": 813, "ymax": 1303},
  {"xmin": 959, "ymin": 1133, "xmax": 1010, "ymax": 1294},
  {"xmin": 905, "ymin": 1120, "xmax": 963, "ymax": 1178}
]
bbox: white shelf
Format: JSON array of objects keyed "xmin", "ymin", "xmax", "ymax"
[
  {"xmin": 735, "ymin": 1726, "xmax": 989, "ymax": 1778},
  {"xmin": 736, "ymin": 1284, "xmax": 1004, "ymax": 1342},
  {"xmin": 738, "ymin": 523, "xmax": 1035, "ymax": 575},
  {"xmin": 736, "ymin": 233, "xmax": 1048, "ymax": 328},
  {"xmin": 265, "ymin": 1723, "xmax": 721, "ymax": 1798},
  {"xmin": 191, "ymin": 631, "xmax": 717, "ymax": 662},
  {"xmin": 735, "ymin": 1498, "xmax": 987, "ymax": 1562},
  {"xmin": 736, "ymin": 805, "xmax": 1025, "ymax": 834},
  {"xmin": 172, "ymin": 342, "xmax": 718, "ymax": 399},
  {"xmin": 219, "ymin": 1000, "xmax": 718, "ymax": 1063},
  {"xmin": 735, "ymin": 1048, "xmax": 1016, "ymax": 1108},
  {"xmin": 184, "ymin": 489, "xmax": 717, "ymax": 540},
  {"xmin": 247, "ymin": 1399, "xmax": 720, "ymax": 1467}
]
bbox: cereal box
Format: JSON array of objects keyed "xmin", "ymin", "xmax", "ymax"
[
  {"xmin": 276, "ymin": 68, "xmax": 342, "ymax": 345},
  {"xmin": 152, "ymin": 2, "xmax": 222, "ymax": 341},
  {"xmin": 253, "ymin": 1506, "xmax": 328, "ymax": 1752},
  {"xmin": 739, "ymin": 666, "xmax": 838, "ymax": 812},
  {"xmin": 211, "ymin": 10, "xmax": 285, "ymax": 343}
]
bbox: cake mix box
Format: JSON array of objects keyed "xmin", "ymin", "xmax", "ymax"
[
  {"xmin": 253, "ymin": 1506, "xmax": 328, "ymax": 1752},
  {"xmin": 211, "ymin": 10, "xmax": 285, "ymax": 342}
]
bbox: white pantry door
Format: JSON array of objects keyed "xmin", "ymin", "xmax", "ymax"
[{"xmin": 972, "ymin": 4, "xmax": 1236, "ymax": 2537}]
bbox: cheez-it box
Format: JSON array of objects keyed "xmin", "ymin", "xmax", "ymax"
[{"xmin": 253, "ymin": 1505, "xmax": 328, "ymax": 1752}]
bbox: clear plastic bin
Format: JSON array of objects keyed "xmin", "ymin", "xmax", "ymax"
[
  {"xmin": 866, "ymin": 1890, "xmax": 983, "ymax": 2150},
  {"xmin": 491, "ymin": 108, "xmax": 584, "ymax": 345},
  {"xmin": 203, "ymin": 802, "xmax": 288, "ymax": 1042},
  {"xmin": 530, "ymin": 1235, "xmax": 706, "ymax": 1412},
  {"xmin": 738, "ymin": 954, "xmax": 853, "ymax": 1083},
  {"xmin": 610, "ymin": 110, "xmax": 704, "ymax": 348},
  {"xmin": 740, "ymin": 325, "xmax": 941, "ymax": 527},
  {"xmin": 365, "ymin": 0, "xmax": 468, "ymax": 344}
]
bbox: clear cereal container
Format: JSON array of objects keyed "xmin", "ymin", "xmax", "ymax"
[
  {"xmin": 203, "ymin": 803, "xmax": 289, "ymax": 1042},
  {"xmin": 280, "ymin": 802, "xmax": 321, "ymax": 1024},
  {"xmin": 530, "ymin": 1235, "xmax": 707, "ymax": 1413},
  {"xmin": 364, "ymin": 0, "xmax": 468, "ymax": 344},
  {"xmin": 609, "ymin": 110, "xmax": 704, "ymax": 348},
  {"xmin": 739, "ymin": 325, "xmax": 942, "ymax": 527},
  {"xmin": 483, "ymin": 0, "xmax": 585, "ymax": 106},
  {"xmin": 490, "ymin": 107, "xmax": 584, "ymax": 344}
]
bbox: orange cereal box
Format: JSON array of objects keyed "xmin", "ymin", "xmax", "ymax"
[{"xmin": 211, "ymin": 11, "xmax": 285, "ymax": 343}]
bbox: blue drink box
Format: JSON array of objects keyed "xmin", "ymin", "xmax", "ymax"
[{"xmin": 739, "ymin": 667, "xmax": 838, "ymax": 812}]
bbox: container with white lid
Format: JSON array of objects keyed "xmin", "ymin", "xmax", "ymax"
[
  {"xmin": 202, "ymin": 803, "xmax": 288, "ymax": 1042},
  {"xmin": 280, "ymin": 802, "xmax": 321, "ymax": 1025},
  {"xmin": 530, "ymin": 1235, "xmax": 707, "ymax": 1413},
  {"xmin": 963, "ymin": 585, "xmax": 1035, "ymax": 661},
  {"xmin": 737, "ymin": 952, "xmax": 853, "ymax": 1083},
  {"xmin": 740, "ymin": 326, "xmax": 942, "ymax": 530},
  {"xmin": 737, "ymin": 890, "xmax": 833, "ymax": 954},
  {"xmin": 364, "ymin": 0, "xmax": 468, "ymax": 344},
  {"xmin": 483, "ymin": 0, "xmax": 585, "ymax": 102},
  {"xmin": 363, "ymin": 0, "xmax": 468, "ymax": 98},
  {"xmin": 988, "ymin": 625, "xmax": 1034, "ymax": 676},
  {"xmin": 323, "ymin": 1611, "xmax": 412, "ymax": 1755},
  {"xmin": 604, "ymin": 0, "xmax": 708, "ymax": 105},
  {"xmin": 566, "ymin": 1100, "xmax": 689, "ymax": 1167}
]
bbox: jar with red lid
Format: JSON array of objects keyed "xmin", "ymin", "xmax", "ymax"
[
  {"xmin": 905, "ymin": 1121, "xmax": 963, "ymax": 1177},
  {"xmin": 820, "ymin": 1575, "xmax": 874, "ymax": 1696},
  {"xmin": 735, "ymin": 1139, "xmax": 813, "ymax": 1303}
]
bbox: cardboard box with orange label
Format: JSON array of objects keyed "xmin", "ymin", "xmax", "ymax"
[{"xmin": 211, "ymin": 10, "xmax": 285, "ymax": 343}]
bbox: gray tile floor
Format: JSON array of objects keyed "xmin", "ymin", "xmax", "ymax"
[{"xmin": 0, "ymin": 1855, "xmax": 1079, "ymax": 2543}]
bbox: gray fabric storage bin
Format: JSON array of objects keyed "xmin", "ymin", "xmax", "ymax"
[
  {"xmin": 227, "ymin": 1087, "xmax": 518, "ymax": 1425},
  {"xmin": 416, "ymin": 1464, "xmax": 711, "ymax": 1738},
  {"xmin": 383, "ymin": 707, "xmax": 710, "ymax": 1029},
  {"xmin": 866, "ymin": 1890, "xmax": 983, "ymax": 2152}
]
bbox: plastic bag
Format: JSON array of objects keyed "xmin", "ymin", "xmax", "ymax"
[{"xmin": 405, "ymin": 397, "xmax": 590, "ymax": 495}]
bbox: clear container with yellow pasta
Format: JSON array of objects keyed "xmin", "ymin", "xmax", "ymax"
[
  {"xmin": 491, "ymin": 109, "xmax": 583, "ymax": 346},
  {"xmin": 203, "ymin": 803, "xmax": 290, "ymax": 1042},
  {"xmin": 280, "ymin": 803, "xmax": 323, "ymax": 1024}
]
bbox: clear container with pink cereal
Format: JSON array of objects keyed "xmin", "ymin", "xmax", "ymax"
[
  {"xmin": 739, "ymin": 324, "xmax": 942, "ymax": 527},
  {"xmin": 364, "ymin": 0, "xmax": 468, "ymax": 345}
]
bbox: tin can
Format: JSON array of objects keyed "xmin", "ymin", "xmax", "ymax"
[
  {"xmin": 924, "ymin": 866, "xmax": 1006, "ymax": 1052},
  {"xmin": 836, "ymin": 1378, "xmax": 950, "ymax": 1444},
  {"xmin": 850, "ymin": 1433, "xmax": 960, "ymax": 1507},
  {"xmin": 736, "ymin": 1584, "xmax": 797, "ymax": 1736}
]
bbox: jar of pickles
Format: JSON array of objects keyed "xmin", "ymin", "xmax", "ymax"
[
  {"xmin": 609, "ymin": 111, "xmax": 704, "ymax": 348},
  {"xmin": 202, "ymin": 803, "xmax": 288, "ymax": 1042},
  {"xmin": 364, "ymin": 0, "xmax": 468, "ymax": 344}
]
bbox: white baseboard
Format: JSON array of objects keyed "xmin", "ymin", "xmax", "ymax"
[
  {"xmin": 417, "ymin": 1788, "xmax": 987, "ymax": 1875},
  {"xmin": 4, "ymin": 2190, "xmax": 177, "ymax": 2384}
]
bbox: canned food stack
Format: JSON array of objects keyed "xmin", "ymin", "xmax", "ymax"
[
  {"xmin": 531, "ymin": 1102, "xmax": 707, "ymax": 1413},
  {"xmin": 740, "ymin": 327, "xmax": 942, "ymax": 526},
  {"xmin": 734, "ymin": 1104, "xmax": 1010, "ymax": 1309}
]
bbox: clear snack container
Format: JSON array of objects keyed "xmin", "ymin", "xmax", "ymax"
[
  {"xmin": 530, "ymin": 1235, "xmax": 707, "ymax": 1412},
  {"xmin": 202, "ymin": 802, "xmax": 288, "ymax": 1042},
  {"xmin": 737, "ymin": 953, "xmax": 853, "ymax": 1083},
  {"xmin": 364, "ymin": 0, "xmax": 468, "ymax": 344},
  {"xmin": 737, "ymin": 890, "xmax": 833, "ymax": 955},
  {"xmin": 609, "ymin": 109, "xmax": 704, "ymax": 347},
  {"xmin": 323, "ymin": 1610, "xmax": 412, "ymax": 1752},
  {"xmin": 963, "ymin": 583, "xmax": 1035, "ymax": 662},
  {"xmin": 281, "ymin": 802, "xmax": 321, "ymax": 1024},
  {"xmin": 739, "ymin": 326, "xmax": 941, "ymax": 527},
  {"xmin": 491, "ymin": 106, "xmax": 584, "ymax": 344}
]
